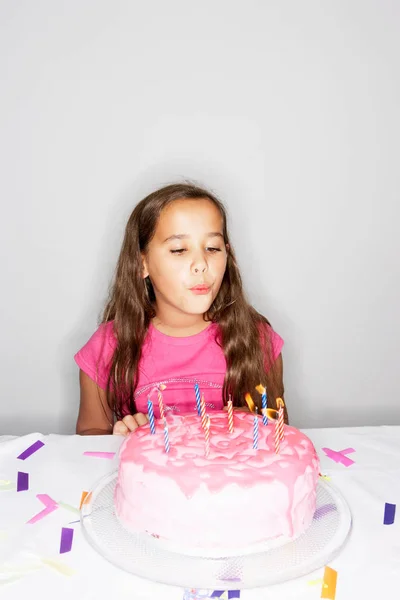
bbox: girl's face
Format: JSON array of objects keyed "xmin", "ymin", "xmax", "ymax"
[{"xmin": 142, "ymin": 198, "xmax": 228, "ymax": 321}]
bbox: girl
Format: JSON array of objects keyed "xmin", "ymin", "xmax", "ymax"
[{"xmin": 75, "ymin": 182, "xmax": 286, "ymax": 436}]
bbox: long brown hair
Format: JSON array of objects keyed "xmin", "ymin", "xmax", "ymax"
[{"xmin": 102, "ymin": 182, "xmax": 286, "ymax": 422}]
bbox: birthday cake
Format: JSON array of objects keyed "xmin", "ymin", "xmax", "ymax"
[{"xmin": 114, "ymin": 411, "xmax": 319, "ymax": 555}]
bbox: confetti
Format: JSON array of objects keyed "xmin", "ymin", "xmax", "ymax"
[
  {"xmin": 17, "ymin": 472, "xmax": 29, "ymax": 492},
  {"xmin": 314, "ymin": 504, "xmax": 336, "ymax": 520},
  {"xmin": 27, "ymin": 494, "xmax": 58, "ymax": 524},
  {"xmin": 0, "ymin": 479, "xmax": 15, "ymax": 491},
  {"xmin": 17, "ymin": 440, "xmax": 44, "ymax": 460},
  {"xmin": 37, "ymin": 494, "xmax": 57, "ymax": 508},
  {"xmin": 79, "ymin": 490, "xmax": 89, "ymax": 508},
  {"xmin": 321, "ymin": 566, "xmax": 337, "ymax": 599},
  {"xmin": 384, "ymin": 502, "xmax": 396, "ymax": 525},
  {"xmin": 60, "ymin": 527, "xmax": 74, "ymax": 553},
  {"xmin": 307, "ymin": 578, "xmax": 323, "ymax": 586},
  {"xmin": 83, "ymin": 451, "xmax": 116, "ymax": 459},
  {"xmin": 322, "ymin": 447, "xmax": 355, "ymax": 467},
  {"xmin": 41, "ymin": 557, "xmax": 75, "ymax": 576},
  {"xmin": 57, "ymin": 501, "xmax": 80, "ymax": 515}
]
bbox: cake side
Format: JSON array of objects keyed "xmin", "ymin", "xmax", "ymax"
[{"xmin": 114, "ymin": 411, "xmax": 319, "ymax": 551}]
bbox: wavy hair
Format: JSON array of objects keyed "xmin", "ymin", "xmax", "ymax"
[{"xmin": 102, "ymin": 183, "xmax": 286, "ymax": 422}]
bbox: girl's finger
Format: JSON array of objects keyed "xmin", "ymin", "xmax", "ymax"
[
  {"xmin": 113, "ymin": 420, "xmax": 129, "ymax": 436},
  {"xmin": 133, "ymin": 412, "xmax": 149, "ymax": 427},
  {"xmin": 121, "ymin": 415, "xmax": 139, "ymax": 432}
]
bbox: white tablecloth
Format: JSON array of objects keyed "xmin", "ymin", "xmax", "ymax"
[{"xmin": 0, "ymin": 426, "xmax": 399, "ymax": 599}]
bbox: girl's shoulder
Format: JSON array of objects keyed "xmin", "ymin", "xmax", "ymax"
[
  {"xmin": 74, "ymin": 321, "xmax": 117, "ymax": 388},
  {"xmin": 84, "ymin": 320, "xmax": 117, "ymax": 352},
  {"xmin": 257, "ymin": 318, "xmax": 284, "ymax": 360}
]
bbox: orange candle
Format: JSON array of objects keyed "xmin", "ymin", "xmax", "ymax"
[
  {"xmin": 274, "ymin": 397, "xmax": 285, "ymax": 453},
  {"xmin": 227, "ymin": 397, "xmax": 234, "ymax": 433}
]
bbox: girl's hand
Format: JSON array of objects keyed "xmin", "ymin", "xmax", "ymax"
[{"xmin": 113, "ymin": 413, "xmax": 148, "ymax": 436}]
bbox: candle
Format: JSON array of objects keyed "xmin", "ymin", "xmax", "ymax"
[
  {"xmin": 274, "ymin": 397, "xmax": 285, "ymax": 453},
  {"xmin": 157, "ymin": 386, "xmax": 165, "ymax": 420},
  {"xmin": 200, "ymin": 393, "xmax": 207, "ymax": 430},
  {"xmin": 277, "ymin": 398, "xmax": 285, "ymax": 441},
  {"xmin": 253, "ymin": 407, "xmax": 259, "ymax": 450},
  {"xmin": 227, "ymin": 396, "xmax": 234, "ymax": 433},
  {"xmin": 147, "ymin": 398, "xmax": 156, "ymax": 434},
  {"xmin": 256, "ymin": 384, "xmax": 268, "ymax": 426},
  {"xmin": 163, "ymin": 418, "xmax": 170, "ymax": 453},
  {"xmin": 194, "ymin": 383, "xmax": 202, "ymax": 416},
  {"xmin": 204, "ymin": 415, "xmax": 211, "ymax": 458}
]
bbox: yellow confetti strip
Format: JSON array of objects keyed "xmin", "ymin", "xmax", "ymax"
[
  {"xmin": 0, "ymin": 574, "xmax": 24, "ymax": 586},
  {"xmin": 0, "ymin": 480, "xmax": 15, "ymax": 491},
  {"xmin": 0, "ymin": 563, "xmax": 42, "ymax": 575},
  {"xmin": 57, "ymin": 502, "xmax": 80, "ymax": 515},
  {"xmin": 308, "ymin": 578, "xmax": 323, "ymax": 586},
  {"xmin": 41, "ymin": 558, "xmax": 75, "ymax": 576},
  {"xmin": 319, "ymin": 474, "xmax": 331, "ymax": 481}
]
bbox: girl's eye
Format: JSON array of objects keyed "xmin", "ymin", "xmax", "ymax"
[{"xmin": 170, "ymin": 247, "xmax": 222, "ymax": 255}]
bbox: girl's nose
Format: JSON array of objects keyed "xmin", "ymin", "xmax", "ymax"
[{"xmin": 191, "ymin": 252, "xmax": 208, "ymax": 274}]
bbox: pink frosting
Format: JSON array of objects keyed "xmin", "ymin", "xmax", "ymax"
[{"xmin": 114, "ymin": 412, "xmax": 320, "ymax": 552}]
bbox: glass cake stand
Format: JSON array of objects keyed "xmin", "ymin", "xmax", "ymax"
[{"xmin": 80, "ymin": 472, "xmax": 352, "ymax": 589}]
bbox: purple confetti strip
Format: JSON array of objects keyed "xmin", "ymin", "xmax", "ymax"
[
  {"xmin": 17, "ymin": 471, "xmax": 29, "ymax": 492},
  {"xmin": 313, "ymin": 503, "xmax": 336, "ymax": 520},
  {"xmin": 17, "ymin": 440, "xmax": 44, "ymax": 460},
  {"xmin": 60, "ymin": 527, "xmax": 74, "ymax": 553},
  {"xmin": 384, "ymin": 502, "xmax": 396, "ymax": 525}
]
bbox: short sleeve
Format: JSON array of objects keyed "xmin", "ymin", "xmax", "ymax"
[
  {"xmin": 269, "ymin": 326, "xmax": 284, "ymax": 360},
  {"xmin": 258, "ymin": 322, "xmax": 284, "ymax": 371},
  {"xmin": 74, "ymin": 321, "xmax": 117, "ymax": 389}
]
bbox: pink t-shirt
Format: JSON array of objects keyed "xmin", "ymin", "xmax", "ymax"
[{"xmin": 74, "ymin": 321, "xmax": 283, "ymax": 418}]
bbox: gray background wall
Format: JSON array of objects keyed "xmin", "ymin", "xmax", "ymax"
[{"xmin": 1, "ymin": 0, "xmax": 399, "ymax": 434}]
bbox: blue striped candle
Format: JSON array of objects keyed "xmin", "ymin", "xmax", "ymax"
[
  {"xmin": 163, "ymin": 418, "xmax": 170, "ymax": 453},
  {"xmin": 262, "ymin": 390, "xmax": 268, "ymax": 426},
  {"xmin": 253, "ymin": 408, "xmax": 259, "ymax": 450},
  {"xmin": 147, "ymin": 398, "xmax": 156, "ymax": 434},
  {"xmin": 194, "ymin": 383, "xmax": 201, "ymax": 416}
]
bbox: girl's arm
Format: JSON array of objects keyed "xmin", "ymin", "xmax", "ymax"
[
  {"xmin": 76, "ymin": 370, "xmax": 149, "ymax": 435},
  {"xmin": 76, "ymin": 370, "xmax": 113, "ymax": 435}
]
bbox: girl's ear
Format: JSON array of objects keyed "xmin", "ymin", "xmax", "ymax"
[
  {"xmin": 141, "ymin": 254, "xmax": 149, "ymax": 279},
  {"xmin": 226, "ymin": 243, "xmax": 230, "ymax": 253}
]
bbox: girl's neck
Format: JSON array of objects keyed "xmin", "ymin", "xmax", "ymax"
[{"xmin": 151, "ymin": 314, "xmax": 211, "ymax": 338}]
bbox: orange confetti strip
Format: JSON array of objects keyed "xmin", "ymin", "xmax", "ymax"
[
  {"xmin": 79, "ymin": 491, "xmax": 90, "ymax": 509},
  {"xmin": 321, "ymin": 566, "xmax": 337, "ymax": 599}
]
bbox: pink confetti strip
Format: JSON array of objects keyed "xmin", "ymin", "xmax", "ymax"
[
  {"xmin": 60, "ymin": 527, "xmax": 74, "ymax": 553},
  {"xmin": 322, "ymin": 447, "xmax": 355, "ymax": 467},
  {"xmin": 27, "ymin": 494, "xmax": 58, "ymax": 524},
  {"xmin": 17, "ymin": 440, "xmax": 44, "ymax": 460},
  {"xmin": 37, "ymin": 494, "xmax": 57, "ymax": 508},
  {"xmin": 17, "ymin": 472, "xmax": 29, "ymax": 492},
  {"xmin": 83, "ymin": 451, "xmax": 116, "ymax": 459}
]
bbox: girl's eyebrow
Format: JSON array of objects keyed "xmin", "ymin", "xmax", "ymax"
[{"xmin": 162, "ymin": 232, "xmax": 224, "ymax": 243}]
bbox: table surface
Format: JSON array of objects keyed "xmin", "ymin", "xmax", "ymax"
[{"xmin": 0, "ymin": 425, "xmax": 399, "ymax": 599}]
